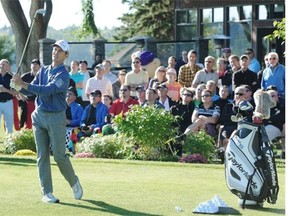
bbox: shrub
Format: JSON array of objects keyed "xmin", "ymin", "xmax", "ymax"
[
  {"xmin": 182, "ymin": 130, "xmax": 215, "ymax": 161},
  {"xmin": 79, "ymin": 133, "xmax": 130, "ymax": 159},
  {"xmin": 113, "ymin": 105, "xmax": 178, "ymax": 159},
  {"xmin": 3, "ymin": 129, "xmax": 36, "ymax": 154},
  {"xmin": 179, "ymin": 153, "xmax": 208, "ymax": 163},
  {"xmin": 13, "ymin": 149, "xmax": 36, "ymax": 156},
  {"xmin": 74, "ymin": 152, "xmax": 96, "ymax": 158}
]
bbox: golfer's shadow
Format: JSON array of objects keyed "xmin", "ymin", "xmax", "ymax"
[{"xmin": 60, "ymin": 199, "xmax": 162, "ymax": 216}]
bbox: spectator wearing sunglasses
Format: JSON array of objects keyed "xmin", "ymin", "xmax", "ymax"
[
  {"xmin": 244, "ymin": 48, "xmax": 261, "ymax": 74},
  {"xmin": 109, "ymin": 84, "xmax": 138, "ymax": 118},
  {"xmin": 182, "ymin": 89, "xmax": 220, "ymax": 137},
  {"xmin": 218, "ymin": 86, "xmax": 253, "ymax": 150},
  {"xmin": 125, "ymin": 57, "xmax": 149, "ymax": 97},
  {"xmin": 261, "ymin": 52, "xmax": 285, "ymax": 107},
  {"xmin": 170, "ymin": 87, "xmax": 196, "ymax": 156}
]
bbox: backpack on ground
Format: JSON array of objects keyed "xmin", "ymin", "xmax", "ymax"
[{"xmin": 224, "ymin": 121, "xmax": 279, "ymax": 208}]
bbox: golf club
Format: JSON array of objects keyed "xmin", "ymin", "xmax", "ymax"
[{"xmin": 16, "ymin": 8, "xmax": 46, "ymax": 75}]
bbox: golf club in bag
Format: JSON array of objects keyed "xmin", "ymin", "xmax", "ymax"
[{"xmin": 225, "ymin": 121, "xmax": 279, "ymax": 208}]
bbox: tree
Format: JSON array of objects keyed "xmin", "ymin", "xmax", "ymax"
[
  {"xmin": 79, "ymin": 0, "xmax": 101, "ymax": 39},
  {"xmin": 114, "ymin": 0, "xmax": 175, "ymax": 41},
  {"xmin": 265, "ymin": 18, "xmax": 285, "ymax": 44},
  {"xmin": 0, "ymin": 0, "xmax": 52, "ymax": 73},
  {"xmin": 0, "ymin": 32, "xmax": 15, "ymax": 63}
]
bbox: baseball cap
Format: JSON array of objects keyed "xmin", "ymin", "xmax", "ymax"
[
  {"xmin": 166, "ymin": 68, "xmax": 176, "ymax": 75},
  {"xmin": 156, "ymin": 83, "xmax": 168, "ymax": 89},
  {"xmin": 136, "ymin": 85, "xmax": 145, "ymax": 92},
  {"xmin": 79, "ymin": 60, "xmax": 88, "ymax": 65},
  {"xmin": 240, "ymin": 55, "xmax": 250, "ymax": 60},
  {"xmin": 52, "ymin": 40, "xmax": 70, "ymax": 52},
  {"xmin": 90, "ymin": 90, "xmax": 102, "ymax": 97},
  {"xmin": 95, "ymin": 64, "xmax": 104, "ymax": 70},
  {"xmin": 67, "ymin": 86, "xmax": 78, "ymax": 97},
  {"xmin": 222, "ymin": 47, "xmax": 231, "ymax": 53},
  {"xmin": 31, "ymin": 59, "xmax": 40, "ymax": 65}
]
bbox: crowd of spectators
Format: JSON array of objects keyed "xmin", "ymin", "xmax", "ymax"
[{"xmin": 0, "ymin": 48, "xmax": 285, "ymax": 158}]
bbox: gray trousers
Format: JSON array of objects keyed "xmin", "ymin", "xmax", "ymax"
[{"xmin": 32, "ymin": 108, "xmax": 76, "ymax": 195}]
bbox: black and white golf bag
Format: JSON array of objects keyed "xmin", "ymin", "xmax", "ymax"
[{"xmin": 225, "ymin": 121, "xmax": 279, "ymax": 208}]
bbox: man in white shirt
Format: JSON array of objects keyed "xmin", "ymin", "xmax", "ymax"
[{"xmin": 85, "ymin": 64, "xmax": 113, "ymax": 98}]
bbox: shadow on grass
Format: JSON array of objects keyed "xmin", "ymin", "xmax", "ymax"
[
  {"xmin": 60, "ymin": 199, "xmax": 162, "ymax": 216},
  {"xmin": 249, "ymin": 206, "xmax": 285, "ymax": 214},
  {"xmin": 0, "ymin": 157, "xmax": 36, "ymax": 166}
]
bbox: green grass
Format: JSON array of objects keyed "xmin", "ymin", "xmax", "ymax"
[{"xmin": 0, "ymin": 155, "xmax": 285, "ymax": 216}]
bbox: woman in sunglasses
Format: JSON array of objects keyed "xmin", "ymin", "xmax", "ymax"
[{"xmin": 183, "ymin": 89, "xmax": 220, "ymax": 137}]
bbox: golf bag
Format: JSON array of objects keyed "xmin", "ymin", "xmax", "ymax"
[{"xmin": 225, "ymin": 121, "xmax": 279, "ymax": 208}]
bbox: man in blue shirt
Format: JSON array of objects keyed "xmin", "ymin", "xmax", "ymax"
[
  {"xmin": 12, "ymin": 40, "xmax": 83, "ymax": 204},
  {"xmin": 261, "ymin": 52, "xmax": 285, "ymax": 106},
  {"xmin": 245, "ymin": 48, "xmax": 261, "ymax": 74}
]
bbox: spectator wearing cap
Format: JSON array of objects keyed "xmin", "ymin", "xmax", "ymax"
[
  {"xmin": 85, "ymin": 64, "xmax": 113, "ymax": 99},
  {"xmin": 136, "ymin": 85, "xmax": 146, "ymax": 106},
  {"xmin": 170, "ymin": 87, "xmax": 195, "ymax": 156},
  {"xmin": 245, "ymin": 48, "xmax": 261, "ymax": 74},
  {"xmin": 222, "ymin": 47, "xmax": 232, "ymax": 71},
  {"xmin": 112, "ymin": 69, "xmax": 127, "ymax": 100},
  {"xmin": 148, "ymin": 66, "xmax": 168, "ymax": 88},
  {"xmin": 12, "ymin": 39, "xmax": 83, "ymax": 203},
  {"xmin": 19, "ymin": 58, "xmax": 41, "ymax": 129},
  {"xmin": 156, "ymin": 84, "xmax": 177, "ymax": 111},
  {"xmin": 164, "ymin": 68, "xmax": 182, "ymax": 102},
  {"xmin": 143, "ymin": 88, "xmax": 165, "ymax": 109},
  {"xmin": 79, "ymin": 59, "xmax": 93, "ymax": 107},
  {"xmin": 232, "ymin": 55, "xmax": 258, "ymax": 93},
  {"xmin": 192, "ymin": 56, "xmax": 218, "ymax": 88},
  {"xmin": 102, "ymin": 60, "xmax": 117, "ymax": 84},
  {"xmin": 65, "ymin": 87, "xmax": 84, "ymax": 154},
  {"xmin": 178, "ymin": 50, "xmax": 202, "ymax": 87},
  {"xmin": 261, "ymin": 52, "xmax": 285, "ymax": 107},
  {"xmin": 69, "ymin": 60, "xmax": 84, "ymax": 98},
  {"xmin": 125, "ymin": 56, "xmax": 149, "ymax": 97},
  {"xmin": 109, "ymin": 84, "xmax": 138, "ymax": 118},
  {"xmin": 78, "ymin": 90, "xmax": 109, "ymax": 139}
]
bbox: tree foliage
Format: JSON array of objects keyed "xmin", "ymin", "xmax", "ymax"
[
  {"xmin": 80, "ymin": 0, "xmax": 101, "ymax": 39},
  {"xmin": 114, "ymin": 0, "xmax": 174, "ymax": 41},
  {"xmin": 0, "ymin": 33, "xmax": 15, "ymax": 63},
  {"xmin": 0, "ymin": 0, "xmax": 52, "ymax": 73},
  {"xmin": 265, "ymin": 18, "xmax": 285, "ymax": 44}
]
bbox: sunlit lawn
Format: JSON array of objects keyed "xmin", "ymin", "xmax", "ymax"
[{"xmin": 0, "ymin": 121, "xmax": 285, "ymax": 216}]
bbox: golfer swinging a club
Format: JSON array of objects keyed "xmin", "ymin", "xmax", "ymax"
[{"xmin": 12, "ymin": 40, "xmax": 83, "ymax": 203}]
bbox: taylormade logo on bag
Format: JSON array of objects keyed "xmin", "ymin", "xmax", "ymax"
[
  {"xmin": 265, "ymin": 152, "xmax": 277, "ymax": 186},
  {"xmin": 227, "ymin": 153, "xmax": 258, "ymax": 189}
]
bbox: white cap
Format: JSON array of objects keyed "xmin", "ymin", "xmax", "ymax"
[{"xmin": 52, "ymin": 40, "xmax": 70, "ymax": 52}]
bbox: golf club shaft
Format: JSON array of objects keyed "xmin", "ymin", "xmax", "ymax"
[{"xmin": 16, "ymin": 17, "xmax": 37, "ymax": 75}]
